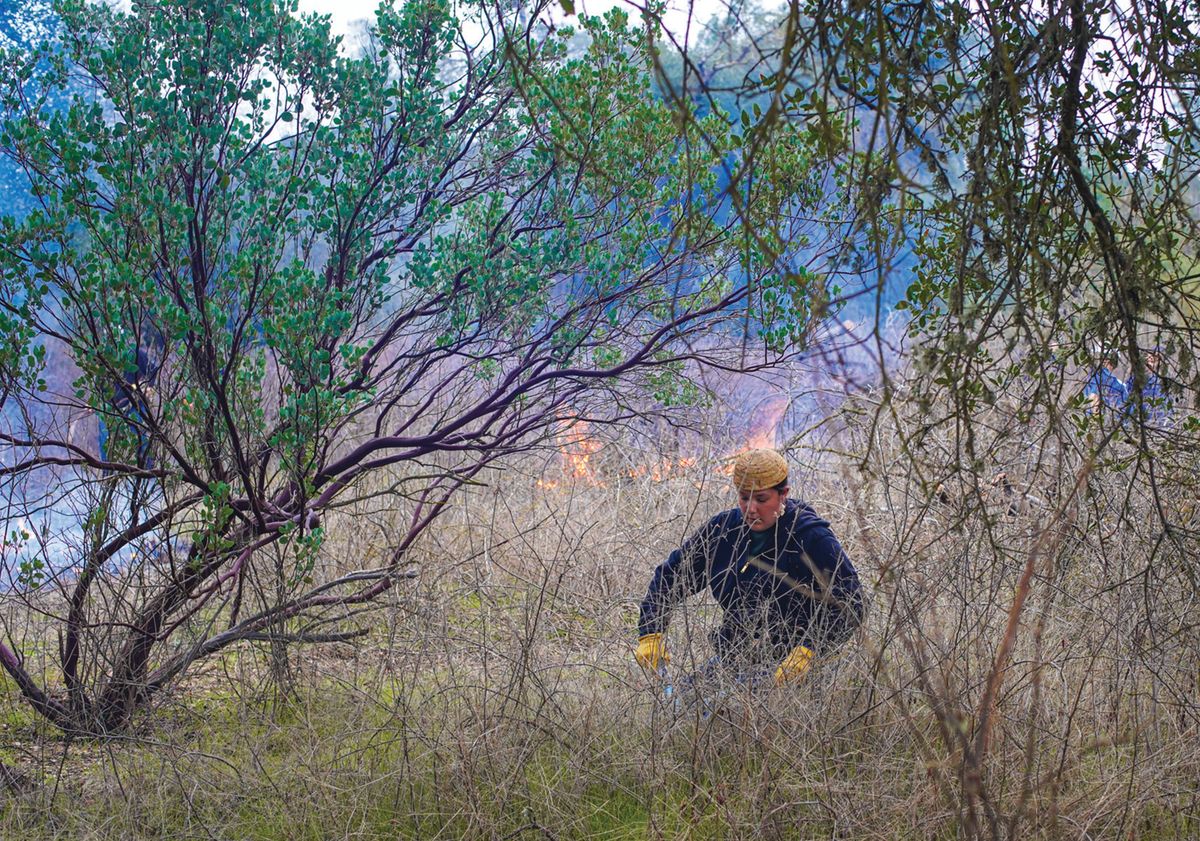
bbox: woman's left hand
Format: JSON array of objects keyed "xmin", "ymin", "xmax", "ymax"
[{"xmin": 774, "ymin": 644, "xmax": 814, "ymax": 685}]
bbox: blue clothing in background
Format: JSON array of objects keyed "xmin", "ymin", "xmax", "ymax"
[
  {"xmin": 1083, "ymin": 367, "xmax": 1128, "ymax": 412},
  {"xmin": 98, "ymin": 344, "xmax": 161, "ymax": 467},
  {"xmin": 1126, "ymin": 372, "xmax": 1171, "ymax": 425}
]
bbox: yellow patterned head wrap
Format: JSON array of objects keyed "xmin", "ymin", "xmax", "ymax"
[{"xmin": 732, "ymin": 448, "xmax": 789, "ymax": 491}]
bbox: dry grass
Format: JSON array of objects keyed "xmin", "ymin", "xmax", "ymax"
[{"xmin": 0, "ymin": 403, "xmax": 1198, "ymax": 840}]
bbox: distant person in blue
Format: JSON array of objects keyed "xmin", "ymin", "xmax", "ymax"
[
  {"xmin": 97, "ymin": 334, "xmax": 164, "ymax": 528},
  {"xmin": 98, "ymin": 332, "xmax": 163, "ymax": 470},
  {"xmin": 634, "ymin": 448, "xmax": 864, "ymax": 687},
  {"xmin": 1126, "ymin": 346, "xmax": 1171, "ymax": 425},
  {"xmin": 1082, "ymin": 351, "xmax": 1128, "ymax": 415}
]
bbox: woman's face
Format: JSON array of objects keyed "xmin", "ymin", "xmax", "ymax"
[{"xmin": 738, "ymin": 487, "xmax": 788, "ymax": 532}]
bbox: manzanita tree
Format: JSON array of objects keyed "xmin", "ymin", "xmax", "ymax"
[{"xmin": 0, "ymin": 0, "xmax": 837, "ymax": 733}]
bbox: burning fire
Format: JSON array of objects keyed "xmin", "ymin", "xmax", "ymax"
[
  {"xmin": 537, "ymin": 392, "xmax": 790, "ymax": 488},
  {"xmin": 560, "ymin": 419, "xmax": 602, "ymax": 482},
  {"xmin": 537, "ymin": 419, "xmax": 605, "ymax": 489},
  {"xmin": 744, "ymin": 393, "xmax": 790, "ymax": 450},
  {"xmin": 622, "ymin": 456, "xmax": 698, "ymax": 482}
]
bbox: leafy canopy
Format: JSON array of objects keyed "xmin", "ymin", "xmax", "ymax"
[{"xmin": 0, "ymin": 0, "xmax": 836, "ymax": 732}]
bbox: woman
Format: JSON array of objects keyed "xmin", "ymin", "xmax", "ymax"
[{"xmin": 635, "ymin": 448, "xmax": 864, "ymax": 685}]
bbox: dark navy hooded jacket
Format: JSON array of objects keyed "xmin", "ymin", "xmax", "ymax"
[{"xmin": 637, "ymin": 499, "xmax": 864, "ymax": 662}]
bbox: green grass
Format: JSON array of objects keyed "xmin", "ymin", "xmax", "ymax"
[
  {"xmin": 1, "ymin": 538, "xmax": 1198, "ymax": 841},
  {"xmin": 0, "ymin": 660, "xmax": 1196, "ymax": 840}
]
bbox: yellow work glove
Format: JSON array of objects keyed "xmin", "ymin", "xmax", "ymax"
[
  {"xmin": 774, "ymin": 644, "xmax": 814, "ymax": 686},
  {"xmin": 635, "ymin": 633, "xmax": 670, "ymax": 671}
]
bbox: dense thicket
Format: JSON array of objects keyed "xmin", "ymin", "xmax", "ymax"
[{"xmin": 0, "ymin": 0, "xmax": 836, "ymax": 734}]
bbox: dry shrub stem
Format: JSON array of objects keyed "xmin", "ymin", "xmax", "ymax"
[{"xmin": 0, "ymin": 379, "xmax": 1196, "ymax": 839}]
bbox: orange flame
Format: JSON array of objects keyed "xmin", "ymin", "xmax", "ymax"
[
  {"xmin": 537, "ymin": 391, "xmax": 791, "ymax": 489},
  {"xmin": 744, "ymin": 393, "xmax": 790, "ymax": 451},
  {"xmin": 537, "ymin": 419, "xmax": 606, "ymax": 488},
  {"xmin": 621, "ymin": 456, "xmax": 697, "ymax": 482}
]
